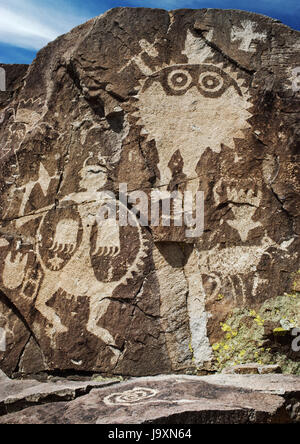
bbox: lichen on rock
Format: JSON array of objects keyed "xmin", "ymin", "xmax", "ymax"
[{"xmin": 211, "ymin": 291, "xmax": 300, "ymax": 374}]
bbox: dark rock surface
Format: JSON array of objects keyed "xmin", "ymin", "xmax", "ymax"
[
  {"xmin": 0, "ymin": 8, "xmax": 299, "ymax": 377},
  {"xmin": 0, "ymin": 64, "xmax": 28, "ymax": 109},
  {"xmin": 1, "ymin": 374, "xmax": 300, "ymax": 424},
  {"xmin": 0, "ymin": 371, "xmax": 120, "ymax": 416}
]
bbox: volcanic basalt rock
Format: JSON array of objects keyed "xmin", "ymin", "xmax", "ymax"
[
  {"xmin": 0, "ymin": 8, "xmax": 299, "ymax": 377},
  {"xmin": 2, "ymin": 374, "xmax": 300, "ymax": 424},
  {"xmin": 0, "ymin": 64, "xmax": 28, "ymax": 111}
]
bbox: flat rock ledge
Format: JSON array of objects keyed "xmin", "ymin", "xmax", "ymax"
[
  {"xmin": 0, "ymin": 374, "xmax": 299, "ymax": 424},
  {"xmin": 0, "ymin": 375, "xmax": 120, "ymax": 416}
]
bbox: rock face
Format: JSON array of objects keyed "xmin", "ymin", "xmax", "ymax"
[
  {"xmin": 0, "ymin": 8, "xmax": 299, "ymax": 377},
  {"xmin": 0, "ymin": 64, "xmax": 28, "ymax": 110},
  {"xmin": 0, "ymin": 372, "xmax": 120, "ymax": 416},
  {"xmin": 2, "ymin": 374, "xmax": 300, "ymax": 424}
]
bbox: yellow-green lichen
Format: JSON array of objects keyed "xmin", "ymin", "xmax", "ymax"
[
  {"xmin": 211, "ymin": 293, "xmax": 300, "ymax": 375},
  {"xmin": 92, "ymin": 375, "xmax": 124, "ymax": 382}
]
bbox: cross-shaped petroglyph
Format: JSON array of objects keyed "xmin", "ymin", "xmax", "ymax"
[{"xmin": 231, "ymin": 21, "xmax": 267, "ymax": 52}]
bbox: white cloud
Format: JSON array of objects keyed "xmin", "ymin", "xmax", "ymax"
[
  {"xmin": 0, "ymin": 0, "xmax": 194, "ymax": 52},
  {"xmin": 0, "ymin": 0, "xmax": 190, "ymax": 53},
  {"xmin": 0, "ymin": 0, "xmax": 91, "ymax": 50},
  {"xmin": 0, "ymin": 0, "xmax": 297, "ymax": 54}
]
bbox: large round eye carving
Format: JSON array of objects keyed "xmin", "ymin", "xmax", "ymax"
[
  {"xmin": 141, "ymin": 64, "xmax": 243, "ymax": 98},
  {"xmin": 197, "ymin": 66, "xmax": 242, "ymax": 98},
  {"xmin": 198, "ymin": 71, "xmax": 224, "ymax": 94},
  {"xmin": 167, "ymin": 69, "xmax": 193, "ymax": 92}
]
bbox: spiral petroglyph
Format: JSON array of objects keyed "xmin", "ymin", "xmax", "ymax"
[{"xmin": 104, "ymin": 387, "xmax": 158, "ymax": 406}]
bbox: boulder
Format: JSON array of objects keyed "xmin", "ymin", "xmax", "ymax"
[
  {"xmin": 0, "ymin": 8, "xmax": 299, "ymax": 376},
  {"xmin": 0, "ymin": 372, "xmax": 120, "ymax": 415},
  {"xmin": 1, "ymin": 374, "xmax": 299, "ymax": 424},
  {"xmin": 222, "ymin": 363, "xmax": 281, "ymax": 374},
  {"xmin": 0, "ymin": 369, "xmax": 8, "ymax": 381}
]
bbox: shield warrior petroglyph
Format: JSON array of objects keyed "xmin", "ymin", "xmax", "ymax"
[{"xmin": 0, "ymin": 156, "xmax": 150, "ymax": 363}]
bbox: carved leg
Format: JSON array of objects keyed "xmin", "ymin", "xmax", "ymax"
[
  {"xmin": 237, "ymin": 275, "xmax": 247, "ymax": 304},
  {"xmin": 87, "ymin": 296, "xmax": 121, "ymax": 364},
  {"xmin": 157, "ymin": 160, "xmax": 172, "ymax": 189},
  {"xmin": 208, "ymin": 273, "xmax": 222, "ymax": 300},
  {"xmin": 228, "ymin": 276, "xmax": 238, "ymax": 304},
  {"xmin": 35, "ymin": 277, "xmax": 68, "ymax": 333},
  {"xmin": 87, "ymin": 297, "xmax": 115, "ymax": 344},
  {"xmin": 228, "ymin": 275, "xmax": 246, "ymax": 305}
]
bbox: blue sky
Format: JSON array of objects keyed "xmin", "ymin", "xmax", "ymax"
[{"xmin": 0, "ymin": 0, "xmax": 299, "ymax": 64}]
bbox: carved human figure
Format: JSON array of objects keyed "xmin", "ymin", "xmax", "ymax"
[{"xmin": 1, "ymin": 157, "xmax": 148, "ymax": 362}]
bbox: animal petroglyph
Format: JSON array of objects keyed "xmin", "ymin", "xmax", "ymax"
[{"xmin": 198, "ymin": 235, "xmax": 295, "ymax": 304}]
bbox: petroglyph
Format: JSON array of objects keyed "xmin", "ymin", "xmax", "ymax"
[
  {"xmin": 231, "ymin": 20, "xmax": 267, "ymax": 52},
  {"xmin": 1, "ymin": 155, "xmax": 149, "ymax": 363},
  {"xmin": 104, "ymin": 387, "xmax": 158, "ymax": 406},
  {"xmin": 0, "ymin": 9, "xmax": 299, "ymax": 376},
  {"xmin": 198, "ymin": 235, "xmax": 295, "ymax": 304},
  {"xmin": 133, "ymin": 31, "xmax": 251, "ymax": 193}
]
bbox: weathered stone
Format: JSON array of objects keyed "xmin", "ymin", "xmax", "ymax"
[
  {"xmin": 259, "ymin": 364, "xmax": 282, "ymax": 374},
  {"xmin": 0, "ymin": 64, "xmax": 28, "ymax": 110},
  {"xmin": 0, "ymin": 369, "xmax": 8, "ymax": 381},
  {"xmin": 0, "ymin": 8, "xmax": 299, "ymax": 376},
  {"xmin": 0, "ymin": 374, "xmax": 297, "ymax": 424},
  {"xmin": 222, "ymin": 363, "xmax": 281, "ymax": 374},
  {"xmin": 293, "ymin": 275, "xmax": 300, "ymax": 292},
  {"xmin": 0, "ymin": 372, "xmax": 120, "ymax": 415},
  {"xmin": 17, "ymin": 336, "xmax": 47, "ymax": 375},
  {"xmin": 200, "ymin": 374, "xmax": 300, "ymax": 396},
  {"xmin": 0, "ymin": 294, "xmax": 31, "ymax": 377}
]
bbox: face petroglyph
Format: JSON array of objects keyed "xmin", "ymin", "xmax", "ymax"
[
  {"xmin": 127, "ymin": 31, "xmax": 255, "ymax": 367},
  {"xmin": 134, "ymin": 59, "xmax": 252, "ymax": 192}
]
